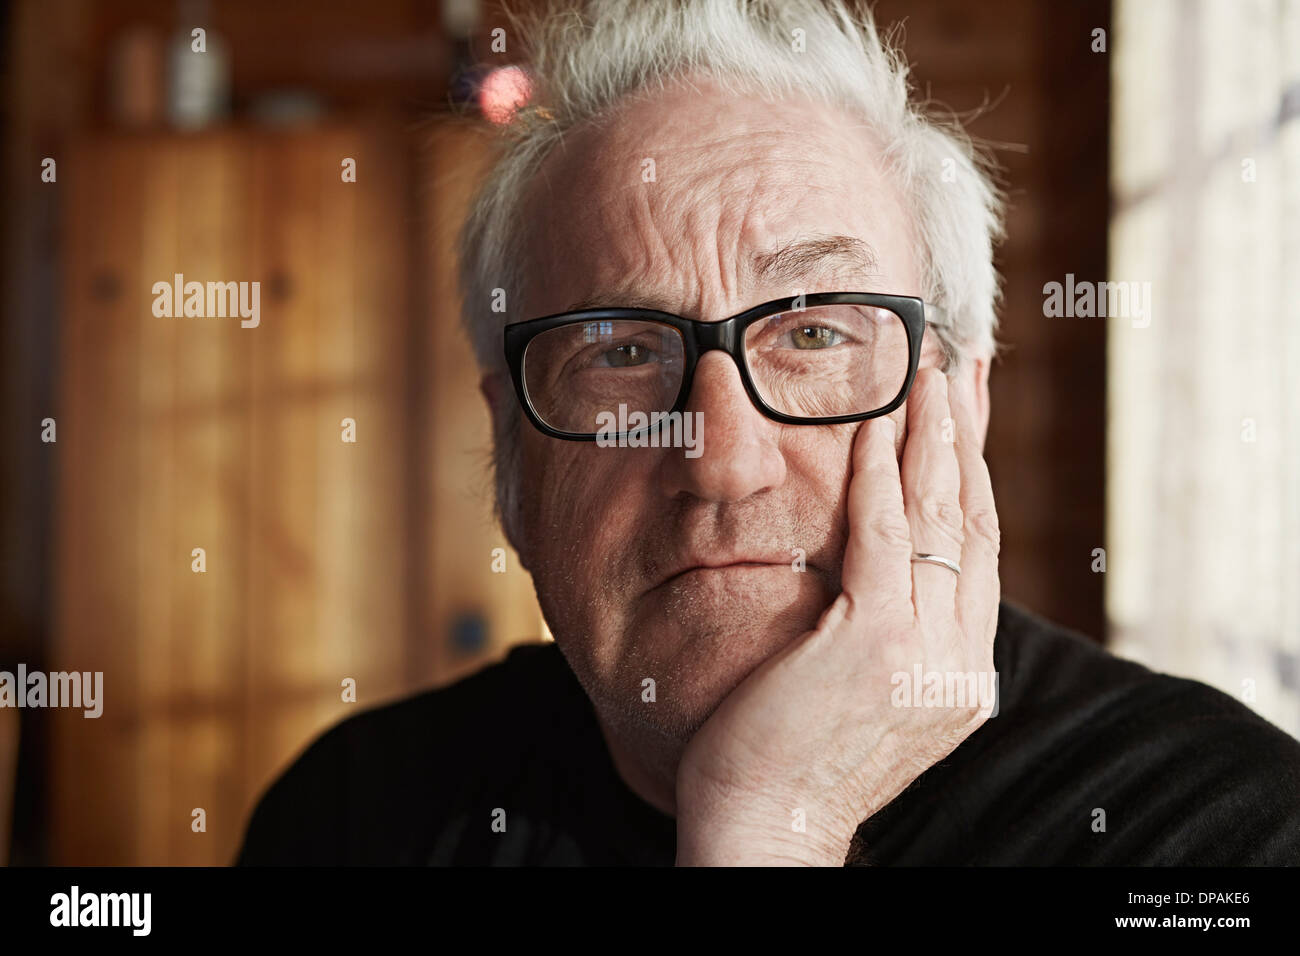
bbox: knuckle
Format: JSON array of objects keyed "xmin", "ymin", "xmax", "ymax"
[
  {"xmin": 867, "ymin": 514, "xmax": 912, "ymax": 551},
  {"xmin": 918, "ymin": 494, "xmax": 964, "ymax": 536},
  {"xmin": 878, "ymin": 638, "xmax": 917, "ymax": 678},
  {"xmin": 864, "ymin": 460, "xmax": 900, "ymax": 487},
  {"xmin": 965, "ymin": 506, "xmax": 1001, "ymax": 553}
]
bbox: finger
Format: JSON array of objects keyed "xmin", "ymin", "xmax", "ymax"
[
  {"xmin": 842, "ymin": 413, "xmax": 912, "ymax": 610},
  {"xmin": 949, "ymin": 380, "xmax": 1001, "ymax": 641},
  {"xmin": 900, "ymin": 368, "xmax": 963, "ymax": 624}
]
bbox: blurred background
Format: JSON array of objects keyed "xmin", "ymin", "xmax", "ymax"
[{"xmin": 1, "ymin": 0, "xmax": 1296, "ymax": 865}]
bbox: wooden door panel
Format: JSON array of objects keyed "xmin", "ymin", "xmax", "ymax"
[{"xmin": 53, "ymin": 124, "xmax": 413, "ymax": 865}]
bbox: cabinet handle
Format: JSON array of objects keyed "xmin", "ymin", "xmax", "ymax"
[
  {"xmin": 268, "ymin": 271, "xmax": 293, "ymax": 301},
  {"xmin": 90, "ymin": 271, "xmax": 121, "ymax": 303}
]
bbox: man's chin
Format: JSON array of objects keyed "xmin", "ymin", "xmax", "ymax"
[{"xmin": 607, "ymin": 572, "xmax": 830, "ymax": 737}]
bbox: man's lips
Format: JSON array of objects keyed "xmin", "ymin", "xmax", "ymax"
[{"xmin": 654, "ymin": 556, "xmax": 795, "ymax": 590}]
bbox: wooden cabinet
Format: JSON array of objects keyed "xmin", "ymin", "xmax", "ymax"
[{"xmin": 50, "ymin": 118, "xmax": 541, "ymax": 864}]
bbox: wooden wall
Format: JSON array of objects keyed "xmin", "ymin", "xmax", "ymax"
[
  {"xmin": 51, "ymin": 122, "xmax": 415, "ymax": 864},
  {"xmin": 46, "ymin": 115, "xmax": 544, "ymax": 866},
  {"xmin": 419, "ymin": 120, "xmax": 547, "ymax": 689}
]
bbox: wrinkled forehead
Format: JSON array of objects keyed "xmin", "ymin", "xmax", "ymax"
[{"xmin": 517, "ymin": 80, "xmax": 920, "ymax": 319}]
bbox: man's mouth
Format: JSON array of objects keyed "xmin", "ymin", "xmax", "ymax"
[{"xmin": 654, "ymin": 556, "xmax": 795, "ymax": 590}]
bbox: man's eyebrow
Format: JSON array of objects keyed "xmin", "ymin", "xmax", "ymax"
[
  {"xmin": 558, "ymin": 290, "xmax": 681, "ymax": 314},
  {"xmin": 750, "ymin": 234, "xmax": 879, "ymax": 288}
]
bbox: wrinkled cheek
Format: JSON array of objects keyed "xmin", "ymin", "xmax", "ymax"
[
  {"xmin": 778, "ymin": 419, "xmax": 859, "ymax": 484},
  {"xmin": 518, "ymin": 442, "xmax": 611, "ymax": 590}
]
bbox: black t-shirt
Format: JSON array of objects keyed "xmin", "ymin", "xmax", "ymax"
[{"xmin": 236, "ymin": 602, "xmax": 1300, "ymax": 865}]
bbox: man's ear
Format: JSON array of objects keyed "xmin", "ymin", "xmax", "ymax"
[
  {"xmin": 479, "ymin": 370, "xmax": 530, "ymax": 569},
  {"xmin": 480, "ymin": 371, "xmax": 509, "ymax": 428}
]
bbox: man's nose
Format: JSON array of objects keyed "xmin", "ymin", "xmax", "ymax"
[{"xmin": 658, "ymin": 351, "xmax": 787, "ymax": 502}]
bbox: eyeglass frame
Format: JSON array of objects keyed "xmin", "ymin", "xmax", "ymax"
[{"xmin": 502, "ymin": 291, "xmax": 931, "ymax": 441}]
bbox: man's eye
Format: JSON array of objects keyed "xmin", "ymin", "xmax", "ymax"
[
  {"xmin": 786, "ymin": 325, "xmax": 842, "ymax": 349},
  {"xmin": 597, "ymin": 343, "xmax": 653, "ymax": 367}
]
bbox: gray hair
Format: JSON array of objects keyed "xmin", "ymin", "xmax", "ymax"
[{"xmin": 456, "ymin": 0, "xmax": 1005, "ymax": 547}]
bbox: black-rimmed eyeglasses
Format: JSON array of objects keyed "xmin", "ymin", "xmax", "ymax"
[{"xmin": 503, "ymin": 292, "xmax": 931, "ymax": 440}]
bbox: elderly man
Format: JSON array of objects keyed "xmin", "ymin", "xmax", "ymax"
[{"xmin": 238, "ymin": 0, "xmax": 1300, "ymax": 865}]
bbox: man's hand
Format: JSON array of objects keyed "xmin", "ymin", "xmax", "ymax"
[{"xmin": 674, "ymin": 368, "xmax": 1001, "ymax": 866}]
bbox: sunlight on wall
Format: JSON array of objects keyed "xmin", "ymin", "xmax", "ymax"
[{"xmin": 1108, "ymin": 0, "xmax": 1300, "ymax": 736}]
